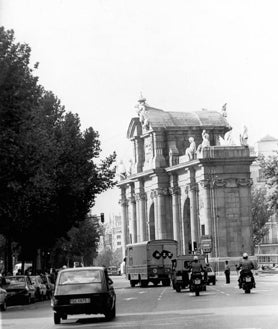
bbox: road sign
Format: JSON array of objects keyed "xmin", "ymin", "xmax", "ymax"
[{"xmin": 201, "ymin": 237, "xmax": 212, "ymax": 253}]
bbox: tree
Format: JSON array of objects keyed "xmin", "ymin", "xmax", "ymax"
[
  {"xmin": 95, "ymin": 248, "xmax": 113, "ymax": 268},
  {"xmin": 0, "ymin": 27, "xmax": 116, "ymax": 272},
  {"xmin": 50, "ymin": 216, "xmax": 101, "ymax": 268},
  {"xmin": 251, "ymin": 185, "xmax": 272, "ymax": 247},
  {"xmin": 258, "ymin": 153, "xmax": 278, "ymax": 212}
]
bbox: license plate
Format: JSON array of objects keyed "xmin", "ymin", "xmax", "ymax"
[
  {"xmin": 176, "ymin": 276, "xmax": 182, "ymax": 280},
  {"xmin": 70, "ymin": 298, "xmax": 90, "ymax": 304},
  {"xmin": 194, "ymin": 279, "xmax": 201, "ymax": 284},
  {"xmin": 245, "ymin": 277, "xmax": 251, "ymax": 282}
]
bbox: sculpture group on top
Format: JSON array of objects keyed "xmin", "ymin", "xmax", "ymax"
[{"xmin": 117, "ymin": 97, "xmax": 250, "ymax": 180}]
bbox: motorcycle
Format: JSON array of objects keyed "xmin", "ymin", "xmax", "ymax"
[
  {"xmin": 240, "ymin": 272, "xmax": 255, "ymax": 294},
  {"xmin": 190, "ymin": 273, "xmax": 205, "ymax": 296}
]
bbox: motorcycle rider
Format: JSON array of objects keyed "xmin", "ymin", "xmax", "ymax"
[
  {"xmin": 238, "ymin": 252, "xmax": 255, "ymax": 288},
  {"xmin": 190, "ymin": 255, "xmax": 204, "ymax": 282}
]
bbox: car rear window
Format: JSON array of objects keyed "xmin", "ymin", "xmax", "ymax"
[
  {"xmin": 6, "ymin": 276, "xmax": 26, "ymax": 283},
  {"xmin": 58, "ymin": 270, "xmax": 102, "ymax": 285}
]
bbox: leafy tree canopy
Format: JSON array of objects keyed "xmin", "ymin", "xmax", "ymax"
[
  {"xmin": 251, "ymin": 185, "xmax": 272, "ymax": 246},
  {"xmin": 258, "ymin": 153, "xmax": 278, "ymax": 212},
  {"xmin": 0, "ymin": 27, "xmax": 116, "ymax": 261}
]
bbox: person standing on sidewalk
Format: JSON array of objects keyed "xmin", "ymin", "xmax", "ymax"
[{"xmin": 224, "ymin": 260, "xmax": 230, "ymax": 284}]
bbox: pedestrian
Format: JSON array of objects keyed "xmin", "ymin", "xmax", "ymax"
[{"xmin": 224, "ymin": 260, "xmax": 230, "ymax": 284}]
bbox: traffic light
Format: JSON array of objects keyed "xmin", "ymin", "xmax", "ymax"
[
  {"xmin": 193, "ymin": 241, "xmax": 197, "ymax": 251},
  {"xmin": 100, "ymin": 213, "xmax": 104, "ymax": 223}
]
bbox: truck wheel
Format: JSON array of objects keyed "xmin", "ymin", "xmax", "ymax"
[
  {"xmin": 140, "ymin": 280, "xmax": 148, "ymax": 287},
  {"xmin": 130, "ymin": 280, "xmax": 136, "ymax": 287},
  {"xmin": 175, "ymin": 285, "xmax": 181, "ymax": 292},
  {"xmin": 195, "ymin": 291, "xmax": 199, "ymax": 296}
]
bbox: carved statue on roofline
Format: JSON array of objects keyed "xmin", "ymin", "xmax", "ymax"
[
  {"xmin": 185, "ymin": 137, "xmax": 196, "ymax": 160},
  {"xmin": 197, "ymin": 130, "xmax": 210, "ymax": 153}
]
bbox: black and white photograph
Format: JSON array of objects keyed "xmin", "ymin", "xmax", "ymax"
[{"xmin": 1, "ymin": 1, "xmax": 278, "ymax": 328}]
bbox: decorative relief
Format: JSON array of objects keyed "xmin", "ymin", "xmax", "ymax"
[
  {"xmin": 184, "ymin": 185, "xmax": 189, "ymax": 197},
  {"xmin": 236, "ymin": 178, "xmax": 253, "ymax": 187},
  {"xmin": 199, "ymin": 177, "xmax": 253, "ymax": 189}
]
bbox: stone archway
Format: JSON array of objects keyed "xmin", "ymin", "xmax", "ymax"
[
  {"xmin": 149, "ymin": 203, "xmax": 155, "ymax": 240},
  {"xmin": 183, "ymin": 197, "xmax": 191, "ymax": 253}
]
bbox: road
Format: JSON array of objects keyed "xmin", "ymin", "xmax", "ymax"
[{"xmin": 2, "ymin": 273, "xmax": 278, "ymax": 329}]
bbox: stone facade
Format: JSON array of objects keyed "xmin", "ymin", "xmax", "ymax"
[{"xmin": 117, "ymin": 98, "xmax": 255, "ymax": 257}]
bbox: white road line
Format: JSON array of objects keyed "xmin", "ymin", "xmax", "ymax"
[
  {"xmin": 124, "ymin": 297, "xmax": 137, "ymax": 301},
  {"xmin": 157, "ymin": 287, "xmax": 168, "ymax": 301}
]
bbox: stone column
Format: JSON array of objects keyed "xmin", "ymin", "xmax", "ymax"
[
  {"xmin": 189, "ymin": 169, "xmax": 198, "ymax": 251},
  {"xmin": 135, "ymin": 190, "xmax": 147, "ymax": 242},
  {"xmin": 129, "ymin": 195, "xmax": 137, "ymax": 244},
  {"xmin": 139, "ymin": 192, "xmax": 147, "ymax": 241},
  {"xmin": 169, "ymin": 186, "xmax": 181, "ymax": 244},
  {"xmin": 155, "ymin": 188, "xmax": 169, "ymax": 239},
  {"xmin": 199, "ymin": 179, "xmax": 212, "ymax": 236},
  {"xmin": 120, "ymin": 187, "xmax": 128, "ymax": 256},
  {"xmin": 126, "ymin": 184, "xmax": 137, "ymax": 244}
]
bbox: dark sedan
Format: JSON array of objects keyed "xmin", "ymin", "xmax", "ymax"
[
  {"xmin": 51, "ymin": 266, "xmax": 116, "ymax": 324},
  {"xmin": 4, "ymin": 275, "xmax": 36, "ymax": 305}
]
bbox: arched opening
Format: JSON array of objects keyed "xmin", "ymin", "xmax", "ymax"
[
  {"xmin": 149, "ymin": 203, "xmax": 155, "ymax": 240},
  {"xmin": 183, "ymin": 197, "xmax": 191, "ymax": 253}
]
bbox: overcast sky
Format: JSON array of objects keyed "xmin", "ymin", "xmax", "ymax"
[{"xmin": 1, "ymin": 0, "xmax": 278, "ymax": 217}]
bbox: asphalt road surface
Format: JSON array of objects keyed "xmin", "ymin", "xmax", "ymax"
[{"xmin": 2, "ymin": 273, "xmax": 278, "ymax": 329}]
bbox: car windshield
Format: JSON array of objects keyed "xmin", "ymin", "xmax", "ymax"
[
  {"xmin": 59, "ymin": 270, "xmax": 102, "ymax": 285},
  {"xmin": 6, "ymin": 276, "xmax": 26, "ymax": 283}
]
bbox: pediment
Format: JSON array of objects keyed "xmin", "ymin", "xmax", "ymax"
[{"xmin": 127, "ymin": 117, "xmax": 142, "ymax": 139}]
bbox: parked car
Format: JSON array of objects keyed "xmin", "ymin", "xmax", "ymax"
[
  {"xmin": 30, "ymin": 275, "xmax": 47, "ymax": 301},
  {"xmin": 4, "ymin": 275, "xmax": 36, "ymax": 305},
  {"xmin": 206, "ymin": 266, "xmax": 216, "ymax": 285},
  {"xmin": 51, "ymin": 266, "xmax": 116, "ymax": 324},
  {"xmin": 0, "ymin": 286, "xmax": 8, "ymax": 311}
]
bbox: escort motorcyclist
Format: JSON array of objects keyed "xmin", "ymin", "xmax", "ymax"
[
  {"xmin": 190, "ymin": 255, "xmax": 205, "ymax": 282},
  {"xmin": 237, "ymin": 252, "xmax": 255, "ymax": 288}
]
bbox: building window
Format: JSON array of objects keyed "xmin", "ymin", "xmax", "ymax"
[
  {"xmin": 117, "ymin": 242, "xmax": 121, "ymax": 246},
  {"xmin": 201, "ymin": 225, "xmax": 205, "ymax": 236},
  {"xmin": 116, "ymin": 235, "xmax": 121, "ymax": 239}
]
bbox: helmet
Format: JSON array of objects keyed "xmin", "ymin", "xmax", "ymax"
[
  {"xmin": 193, "ymin": 255, "xmax": 198, "ymax": 261},
  {"xmin": 243, "ymin": 253, "xmax": 248, "ymax": 259}
]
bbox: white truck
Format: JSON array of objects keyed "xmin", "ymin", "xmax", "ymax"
[{"xmin": 125, "ymin": 239, "xmax": 178, "ymax": 287}]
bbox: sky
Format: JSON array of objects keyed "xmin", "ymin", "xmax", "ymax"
[{"xmin": 1, "ymin": 0, "xmax": 278, "ymax": 218}]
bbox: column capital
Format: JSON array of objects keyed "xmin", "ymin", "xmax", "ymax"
[
  {"xmin": 169, "ymin": 186, "xmax": 181, "ymax": 195},
  {"xmin": 199, "ymin": 179, "xmax": 211, "ymax": 189},
  {"xmin": 135, "ymin": 192, "xmax": 146, "ymax": 201},
  {"xmin": 119, "ymin": 199, "xmax": 128, "ymax": 207},
  {"xmin": 128, "ymin": 195, "xmax": 136, "ymax": 204}
]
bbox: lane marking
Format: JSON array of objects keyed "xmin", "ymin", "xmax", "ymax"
[
  {"xmin": 157, "ymin": 287, "xmax": 168, "ymax": 301},
  {"xmin": 123, "ymin": 297, "xmax": 137, "ymax": 301}
]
